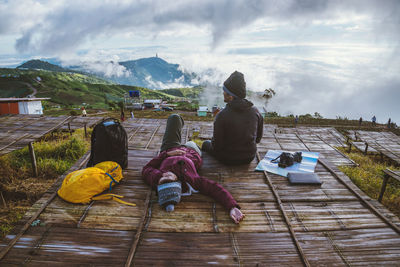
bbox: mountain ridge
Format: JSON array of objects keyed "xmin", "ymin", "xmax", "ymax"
[{"xmin": 17, "ymin": 59, "xmax": 71, "ymax": 72}]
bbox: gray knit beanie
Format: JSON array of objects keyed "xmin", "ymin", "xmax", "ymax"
[
  {"xmin": 157, "ymin": 181, "xmax": 182, "ymax": 212},
  {"xmin": 223, "ymin": 71, "xmax": 246, "ymax": 99}
]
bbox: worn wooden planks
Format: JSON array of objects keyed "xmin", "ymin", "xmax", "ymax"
[
  {"xmin": 58, "ymin": 116, "xmax": 104, "ymax": 130},
  {"xmin": 1, "ymin": 118, "xmax": 400, "ymax": 266},
  {"xmin": 0, "ymin": 227, "xmax": 134, "ymax": 266},
  {"xmin": 349, "ymin": 130, "xmax": 400, "ymax": 164},
  {"xmin": 0, "ymin": 114, "xmax": 104, "ymax": 156}
]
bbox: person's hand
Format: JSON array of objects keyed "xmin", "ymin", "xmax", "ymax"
[
  {"xmin": 230, "ymin": 207, "xmax": 245, "ymax": 224},
  {"xmin": 167, "ymin": 149, "xmax": 186, "ymax": 157},
  {"xmin": 159, "ymin": 171, "xmax": 178, "ymax": 184}
]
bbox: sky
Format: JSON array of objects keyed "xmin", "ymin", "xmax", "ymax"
[{"xmin": 0, "ymin": 0, "xmax": 399, "ymax": 123}]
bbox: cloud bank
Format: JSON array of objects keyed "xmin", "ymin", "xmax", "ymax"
[
  {"xmin": 0, "ymin": 0, "xmax": 399, "ymax": 54},
  {"xmin": 0, "ymin": 0, "xmax": 399, "ymax": 122}
]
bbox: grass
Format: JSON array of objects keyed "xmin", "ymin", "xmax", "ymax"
[
  {"xmin": 0, "ymin": 204, "xmax": 27, "ymax": 238},
  {"xmin": 338, "ymin": 147, "xmax": 400, "ymax": 217},
  {"xmin": 0, "ymin": 128, "xmax": 90, "ymax": 238}
]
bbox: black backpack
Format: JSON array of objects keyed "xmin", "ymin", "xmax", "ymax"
[{"xmin": 87, "ymin": 118, "xmax": 128, "ymax": 169}]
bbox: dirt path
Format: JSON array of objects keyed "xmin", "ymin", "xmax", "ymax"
[{"xmin": 23, "ymin": 83, "xmax": 37, "ymax": 97}]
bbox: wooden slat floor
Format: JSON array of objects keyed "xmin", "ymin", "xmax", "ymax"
[
  {"xmin": 58, "ymin": 116, "xmax": 105, "ymax": 130},
  {"xmin": 260, "ymin": 126, "xmax": 355, "ymax": 167},
  {"xmin": 0, "ymin": 115, "xmax": 69, "ymax": 156},
  {"xmin": 1, "ymin": 118, "xmax": 400, "ymax": 266},
  {"xmin": 0, "ymin": 114, "xmax": 105, "ymax": 156},
  {"xmin": 348, "ymin": 130, "xmax": 400, "ymax": 164}
]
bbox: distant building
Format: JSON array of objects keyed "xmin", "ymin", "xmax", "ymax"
[
  {"xmin": 0, "ymin": 98, "xmax": 50, "ymax": 115},
  {"xmin": 143, "ymin": 99, "xmax": 162, "ymax": 109},
  {"xmin": 197, "ymin": 106, "xmax": 208, "ymax": 117}
]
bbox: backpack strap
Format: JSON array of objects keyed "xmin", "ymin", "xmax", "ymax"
[
  {"xmin": 91, "ymin": 166, "xmax": 136, "ymax": 206},
  {"xmin": 105, "ymin": 166, "xmax": 120, "ymax": 191},
  {"xmin": 92, "ymin": 194, "xmax": 136, "ymax": 207},
  {"xmin": 271, "ymin": 154, "xmax": 282, "ymax": 163}
]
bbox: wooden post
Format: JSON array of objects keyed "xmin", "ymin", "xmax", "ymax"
[
  {"xmin": 84, "ymin": 123, "xmax": 87, "ymax": 138},
  {"xmin": 68, "ymin": 122, "xmax": 72, "ymax": 136},
  {"xmin": 0, "ymin": 191, "xmax": 7, "ymax": 208},
  {"xmin": 378, "ymin": 174, "xmax": 389, "ymax": 202},
  {"xmin": 364, "ymin": 142, "xmax": 368, "ymax": 155},
  {"xmin": 28, "ymin": 142, "xmax": 38, "ymax": 177},
  {"xmin": 347, "ymin": 142, "xmax": 352, "ymax": 153}
]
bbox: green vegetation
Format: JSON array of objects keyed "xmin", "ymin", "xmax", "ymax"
[
  {"xmin": 0, "ymin": 79, "xmax": 31, "ymax": 97},
  {"xmin": 17, "ymin": 59, "xmax": 69, "ymax": 72},
  {"xmin": 161, "ymin": 86, "xmax": 203, "ymax": 99},
  {"xmin": 0, "ymin": 128, "xmax": 90, "ymax": 238},
  {"xmin": 0, "ymin": 207, "xmax": 26, "ymax": 238},
  {"xmin": 338, "ymin": 147, "xmax": 400, "ymax": 217},
  {"xmin": 0, "ymin": 68, "xmax": 183, "ymax": 111},
  {"xmin": 265, "ymin": 115, "xmax": 386, "ymax": 129},
  {"xmin": 9, "ymin": 133, "xmax": 88, "ymax": 178},
  {"xmin": 175, "ymin": 101, "xmax": 199, "ymax": 111}
]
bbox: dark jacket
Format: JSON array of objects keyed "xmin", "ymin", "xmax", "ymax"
[
  {"xmin": 211, "ymin": 98, "xmax": 263, "ymax": 164},
  {"xmin": 142, "ymin": 146, "xmax": 238, "ymax": 210}
]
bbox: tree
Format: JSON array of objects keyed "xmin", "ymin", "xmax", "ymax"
[
  {"xmin": 314, "ymin": 112, "xmax": 323, "ymax": 119},
  {"xmin": 262, "ymin": 88, "xmax": 276, "ymax": 100}
]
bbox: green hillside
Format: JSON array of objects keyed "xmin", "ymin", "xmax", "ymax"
[
  {"xmin": 17, "ymin": 59, "xmax": 70, "ymax": 72},
  {"xmin": 160, "ymin": 86, "xmax": 203, "ymax": 98},
  {"xmin": 0, "ymin": 68, "xmax": 181, "ymax": 110}
]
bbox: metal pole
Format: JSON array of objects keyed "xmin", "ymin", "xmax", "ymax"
[{"xmin": 28, "ymin": 142, "xmax": 38, "ymax": 177}]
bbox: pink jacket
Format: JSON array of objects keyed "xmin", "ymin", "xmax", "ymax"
[{"xmin": 142, "ymin": 146, "xmax": 238, "ymax": 211}]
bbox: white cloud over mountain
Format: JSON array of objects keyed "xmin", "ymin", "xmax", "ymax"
[{"xmin": 0, "ymin": 0, "xmax": 399, "ymax": 122}]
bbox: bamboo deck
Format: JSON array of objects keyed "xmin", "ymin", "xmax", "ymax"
[
  {"xmin": 348, "ymin": 130, "xmax": 400, "ymax": 164},
  {"xmin": 0, "ymin": 114, "xmax": 104, "ymax": 156},
  {"xmin": 1, "ymin": 118, "xmax": 400, "ymax": 266}
]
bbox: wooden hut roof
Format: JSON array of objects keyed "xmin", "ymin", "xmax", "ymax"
[{"xmin": 0, "ymin": 98, "xmax": 50, "ymax": 102}]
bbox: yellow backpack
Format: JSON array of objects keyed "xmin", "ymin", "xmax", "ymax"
[{"xmin": 57, "ymin": 161, "xmax": 135, "ymax": 206}]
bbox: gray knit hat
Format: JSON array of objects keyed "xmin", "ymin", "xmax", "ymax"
[
  {"xmin": 223, "ymin": 71, "xmax": 246, "ymax": 99},
  {"xmin": 157, "ymin": 181, "xmax": 182, "ymax": 212}
]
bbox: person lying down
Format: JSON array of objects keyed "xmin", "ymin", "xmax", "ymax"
[{"xmin": 142, "ymin": 114, "xmax": 245, "ymax": 224}]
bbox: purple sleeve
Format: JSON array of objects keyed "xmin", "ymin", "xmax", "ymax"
[
  {"xmin": 142, "ymin": 151, "xmax": 167, "ymax": 189},
  {"xmin": 192, "ymin": 176, "xmax": 238, "ymax": 211}
]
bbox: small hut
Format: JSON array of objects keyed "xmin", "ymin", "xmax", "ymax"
[
  {"xmin": 197, "ymin": 106, "xmax": 208, "ymax": 117},
  {"xmin": 0, "ymin": 98, "xmax": 50, "ymax": 115}
]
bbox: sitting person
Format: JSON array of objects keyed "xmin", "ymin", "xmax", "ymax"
[
  {"xmin": 202, "ymin": 71, "xmax": 264, "ymax": 165},
  {"xmin": 142, "ymin": 114, "xmax": 244, "ymax": 224}
]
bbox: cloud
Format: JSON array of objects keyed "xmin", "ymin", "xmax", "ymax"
[
  {"xmin": 1, "ymin": 0, "xmax": 398, "ymax": 122},
  {"xmin": 171, "ymin": 47, "xmax": 399, "ymax": 122},
  {"xmin": 0, "ymin": 0, "xmax": 399, "ymax": 54},
  {"xmin": 144, "ymin": 74, "xmax": 189, "ymax": 89},
  {"xmin": 79, "ymin": 61, "xmax": 131, "ymax": 78}
]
